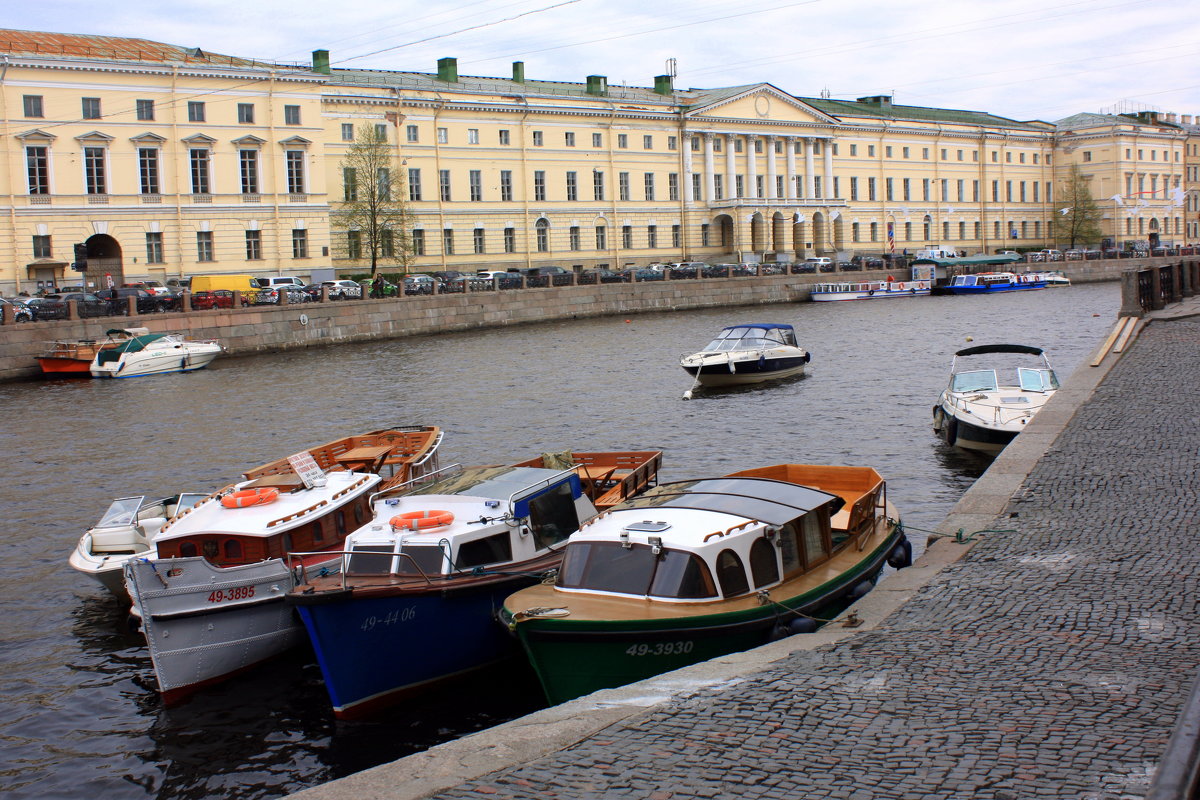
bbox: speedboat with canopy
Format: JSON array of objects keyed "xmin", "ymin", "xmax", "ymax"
[{"xmin": 680, "ymin": 323, "xmax": 810, "ymax": 392}]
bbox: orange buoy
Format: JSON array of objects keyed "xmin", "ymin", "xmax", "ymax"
[
  {"xmin": 390, "ymin": 509, "xmax": 455, "ymax": 531},
  {"xmin": 221, "ymin": 487, "xmax": 280, "ymax": 509}
]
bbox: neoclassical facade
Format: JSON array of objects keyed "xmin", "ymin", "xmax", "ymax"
[{"xmin": 0, "ymin": 29, "xmax": 1194, "ymax": 293}]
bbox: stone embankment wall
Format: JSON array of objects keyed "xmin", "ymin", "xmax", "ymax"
[{"xmin": 0, "ymin": 258, "xmax": 1149, "ymax": 383}]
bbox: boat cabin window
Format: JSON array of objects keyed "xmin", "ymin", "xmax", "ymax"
[
  {"xmin": 703, "ymin": 326, "xmax": 789, "ymax": 352},
  {"xmin": 396, "ymin": 544, "xmax": 445, "ymax": 577},
  {"xmin": 802, "ymin": 514, "xmax": 829, "ymax": 569},
  {"xmin": 335, "ymin": 510, "xmax": 347, "ymax": 537},
  {"xmin": 528, "ymin": 483, "xmax": 581, "ymax": 550},
  {"xmin": 202, "ymin": 540, "xmax": 219, "ymax": 561},
  {"xmin": 310, "ymin": 520, "xmax": 324, "ymax": 544},
  {"xmin": 348, "ymin": 545, "xmax": 394, "ymax": 575},
  {"xmin": 180, "ymin": 541, "xmax": 198, "ymax": 558},
  {"xmin": 456, "ymin": 532, "xmax": 514, "ymax": 569},
  {"xmin": 224, "ymin": 539, "xmax": 243, "ymax": 560},
  {"xmin": 749, "ymin": 538, "xmax": 780, "ymax": 588},
  {"xmin": 951, "ymin": 369, "xmax": 997, "ymax": 393},
  {"xmin": 1018, "ymin": 367, "xmax": 1058, "ymax": 392},
  {"xmin": 99, "ymin": 497, "xmax": 144, "ymax": 527},
  {"xmin": 777, "ymin": 523, "xmax": 803, "ymax": 578},
  {"xmin": 558, "ymin": 542, "xmax": 717, "ymax": 599},
  {"xmin": 715, "ymin": 549, "xmax": 750, "ymax": 597}
]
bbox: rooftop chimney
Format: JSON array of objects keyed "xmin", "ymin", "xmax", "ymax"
[
  {"xmin": 311, "ymin": 49, "xmax": 330, "ymax": 75},
  {"xmin": 857, "ymin": 95, "xmax": 892, "ymax": 108},
  {"xmin": 512, "ymin": 62, "xmax": 525, "ymax": 83},
  {"xmin": 586, "ymin": 75, "xmax": 608, "ymax": 96},
  {"xmin": 1182, "ymin": 115, "xmax": 1194, "ymax": 125},
  {"xmin": 653, "ymin": 74, "xmax": 673, "ymax": 96},
  {"xmin": 437, "ymin": 57, "xmax": 458, "ymax": 83}
]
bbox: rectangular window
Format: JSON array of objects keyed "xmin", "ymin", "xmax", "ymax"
[
  {"xmin": 644, "ymin": 172, "xmax": 655, "ymax": 201},
  {"xmin": 868, "ymin": 144, "xmax": 876, "ymax": 157},
  {"xmin": 593, "ymin": 170, "xmax": 605, "ymax": 201},
  {"xmin": 593, "ymin": 132, "xmax": 602, "ymax": 148},
  {"xmin": 145, "ymin": 232, "xmax": 164, "ymax": 263},
  {"xmin": 412, "ymin": 229, "xmax": 426, "ymax": 256},
  {"xmin": 647, "ymin": 225, "xmax": 657, "ymax": 248},
  {"xmin": 643, "ymin": 134, "xmax": 653, "ymax": 150},
  {"xmin": 409, "ymin": 168, "xmax": 422, "ymax": 201},
  {"xmin": 82, "ymin": 97, "xmax": 101, "ymax": 119},
  {"xmin": 904, "ymin": 221, "xmax": 912, "ymax": 241},
  {"xmin": 1006, "ymin": 181, "xmax": 1013, "ymax": 203},
  {"xmin": 238, "ymin": 103, "xmax": 255, "ymax": 124},
  {"xmin": 565, "ymin": 131, "xmax": 575, "ymax": 147},
  {"xmin": 832, "ymin": 177, "xmax": 839, "ymax": 199},
  {"xmin": 469, "ymin": 169, "xmax": 482, "ymax": 202},
  {"xmin": 870, "ymin": 222, "xmax": 878, "ymax": 241},
  {"xmin": 566, "ymin": 171, "xmax": 578, "ymax": 202},
  {"xmin": 343, "ymin": 166, "xmax": 358, "ymax": 201},
  {"xmin": 714, "ymin": 174, "xmax": 724, "ymax": 200},
  {"xmin": 189, "ymin": 149, "xmax": 210, "ymax": 194},
  {"xmin": 922, "ymin": 179, "xmax": 930, "ymax": 202},
  {"xmin": 439, "ymin": 168, "xmax": 451, "ymax": 201},
  {"xmin": 499, "ymin": 129, "xmax": 510, "ymax": 145},
  {"xmin": 992, "ymin": 180, "xmax": 999, "ymax": 202},
  {"xmin": 407, "ymin": 124, "xmax": 419, "ymax": 143},
  {"xmin": 240, "ymin": 150, "xmax": 260, "ymax": 195},
  {"xmin": 617, "ymin": 134, "xmax": 628, "ymax": 149},
  {"xmin": 619, "ymin": 172, "xmax": 630, "ymax": 201},
  {"xmin": 380, "ymin": 229, "xmax": 395, "ymax": 258},
  {"xmin": 533, "ymin": 130, "xmax": 544, "ymax": 147},
  {"xmin": 885, "ymin": 178, "xmax": 894, "ymax": 202},
  {"xmin": 868, "ymin": 177, "xmax": 876, "ymax": 201},
  {"xmin": 668, "ymin": 135, "xmax": 677, "ymax": 151},
  {"xmin": 196, "ymin": 231, "xmax": 214, "ymax": 262},
  {"xmin": 569, "ymin": 226, "xmax": 581, "ymax": 251},
  {"xmin": 341, "ymin": 123, "xmax": 354, "ymax": 141},
  {"xmin": 292, "ymin": 228, "xmax": 308, "ymax": 258},
  {"xmin": 852, "ymin": 222, "xmax": 860, "ymax": 242},
  {"xmin": 1033, "ymin": 182, "xmax": 1040, "ymax": 203},
  {"xmin": 437, "ymin": 127, "xmax": 448, "ymax": 144},
  {"xmin": 534, "ymin": 170, "xmax": 546, "ymax": 202},
  {"xmin": 136, "ymin": 99, "xmax": 155, "ymax": 121},
  {"xmin": 885, "ymin": 146, "xmax": 892, "ymax": 158},
  {"xmin": 468, "ymin": 128, "xmax": 480, "ymax": 144},
  {"xmin": 23, "ymin": 95, "xmax": 43, "ymax": 118},
  {"xmin": 903, "ymin": 178, "xmax": 911, "ymax": 201},
  {"xmin": 1019, "ymin": 181, "xmax": 1027, "ymax": 203},
  {"xmin": 849, "ymin": 143, "xmax": 857, "ymax": 156},
  {"xmin": 32, "ymin": 235, "xmax": 52, "ymax": 259},
  {"xmin": 622, "ymin": 225, "xmax": 632, "ymax": 248},
  {"xmin": 500, "ymin": 170, "xmax": 512, "ymax": 202},
  {"xmin": 693, "ymin": 173, "xmax": 703, "ymax": 200},
  {"xmin": 811, "ymin": 176, "xmax": 820, "ymax": 199},
  {"xmin": 442, "ymin": 228, "xmax": 454, "ymax": 255},
  {"xmin": 595, "ymin": 225, "xmax": 607, "ymax": 249},
  {"xmin": 84, "ymin": 146, "xmax": 107, "ymax": 194},
  {"xmin": 245, "ymin": 230, "xmax": 263, "ymax": 260},
  {"xmin": 504, "ymin": 227, "xmax": 515, "ymax": 253},
  {"xmin": 284, "ymin": 105, "xmax": 301, "ymax": 125},
  {"xmin": 286, "ymin": 151, "xmax": 305, "ymax": 194},
  {"xmin": 943, "ymin": 221, "xmax": 950, "ymax": 239},
  {"xmin": 668, "ymin": 173, "xmax": 679, "ymax": 201},
  {"xmin": 188, "ymin": 101, "xmax": 205, "ymax": 122},
  {"xmin": 672, "ymin": 224, "xmax": 680, "ymax": 248},
  {"xmin": 474, "ymin": 227, "xmax": 486, "ymax": 254},
  {"xmin": 850, "ymin": 176, "xmax": 858, "ymax": 201},
  {"xmin": 347, "ymin": 230, "xmax": 362, "ymax": 260},
  {"xmin": 735, "ymin": 175, "xmax": 744, "ymax": 198},
  {"xmin": 26, "ymin": 146, "xmax": 48, "ymax": 194},
  {"xmin": 138, "ymin": 148, "xmax": 160, "ymax": 195},
  {"xmin": 701, "ymin": 223, "xmax": 710, "ymax": 247}
]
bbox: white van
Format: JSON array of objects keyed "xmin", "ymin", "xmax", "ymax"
[{"xmin": 915, "ymin": 247, "xmax": 958, "ymax": 260}]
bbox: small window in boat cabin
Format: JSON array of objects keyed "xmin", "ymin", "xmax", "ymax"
[
  {"xmin": 224, "ymin": 539, "xmax": 243, "ymax": 561},
  {"xmin": 456, "ymin": 532, "xmax": 514, "ymax": 569},
  {"xmin": 203, "ymin": 540, "xmax": 219, "ymax": 561},
  {"xmin": 348, "ymin": 545, "xmax": 394, "ymax": 574},
  {"xmin": 335, "ymin": 510, "xmax": 347, "ymax": 537},
  {"xmin": 180, "ymin": 541, "xmax": 198, "ymax": 558},
  {"xmin": 527, "ymin": 482, "xmax": 581, "ymax": 550},
  {"xmin": 951, "ymin": 370, "xmax": 997, "ymax": 393},
  {"xmin": 1018, "ymin": 367, "xmax": 1057, "ymax": 392},
  {"xmin": 353, "ymin": 497, "xmax": 368, "ymax": 525},
  {"xmin": 649, "ymin": 550, "xmax": 717, "ymax": 599},
  {"xmin": 715, "ymin": 549, "xmax": 750, "ymax": 597},
  {"xmin": 749, "ymin": 538, "xmax": 780, "ymax": 588},
  {"xmin": 311, "ymin": 520, "xmax": 324, "ymax": 544},
  {"xmin": 558, "ymin": 542, "xmax": 656, "ymax": 595},
  {"xmin": 397, "ymin": 544, "xmax": 445, "ymax": 576},
  {"xmin": 801, "ymin": 514, "xmax": 829, "ymax": 569},
  {"xmin": 777, "ymin": 523, "xmax": 803, "ymax": 577}
]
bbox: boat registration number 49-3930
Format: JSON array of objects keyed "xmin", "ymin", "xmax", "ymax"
[
  {"xmin": 207, "ymin": 586, "xmax": 256, "ymax": 603},
  {"xmin": 625, "ymin": 641, "xmax": 694, "ymax": 657}
]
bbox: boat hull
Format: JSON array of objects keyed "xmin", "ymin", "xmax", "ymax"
[
  {"xmin": 91, "ymin": 346, "xmax": 221, "ymax": 379},
  {"xmin": 933, "ymin": 403, "xmax": 1019, "ymax": 454},
  {"xmin": 125, "ymin": 557, "xmax": 306, "ymax": 703},
  {"xmin": 512, "ymin": 532, "xmax": 899, "ymax": 706},
  {"xmin": 946, "ymin": 282, "xmax": 1044, "ymax": 295},
  {"xmin": 810, "ymin": 282, "xmax": 931, "ymax": 301},
  {"xmin": 68, "ymin": 535, "xmax": 148, "ymax": 599},
  {"xmin": 294, "ymin": 578, "xmax": 539, "ymax": 719},
  {"xmin": 681, "ymin": 356, "xmax": 808, "ymax": 387},
  {"xmin": 36, "ymin": 356, "xmax": 94, "ymax": 375}
]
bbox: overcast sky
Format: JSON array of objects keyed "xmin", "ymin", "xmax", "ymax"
[{"xmin": 8, "ymin": 0, "xmax": 1198, "ymax": 122}]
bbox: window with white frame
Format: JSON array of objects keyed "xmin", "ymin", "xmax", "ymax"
[
  {"xmin": 26, "ymin": 146, "xmax": 48, "ymax": 194},
  {"xmin": 292, "ymin": 228, "xmax": 308, "ymax": 258},
  {"xmin": 188, "ymin": 101, "xmax": 205, "ymax": 122},
  {"xmin": 285, "ymin": 151, "xmax": 305, "ymax": 194},
  {"xmin": 469, "ymin": 170, "xmax": 482, "ymax": 201},
  {"xmin": 238, "ymin": 103, "xmax": 255, "ymax": 124},
  {"xmin": 245, "ymin": 230, "xmax": 263, "ymax": 260},
  {"xmin": 341, "ymin": 123, "xmax": 354, "ymax": 141},
  {"xmin": 196, "ymin": 230, "xmax": 214, "ymax": 261},
  {"xmin": 82, "ymin": 97, "xmax": 101, "ymax": 119},
  {"xmin": 240, "ymin": 150, "xmax": 260, "ymax": 195},
  {"xmin": 138, "ymin": 148, "xmax": 160, "ymax": 195},
  {"xmin": 145, "ymin": 232, "xmax": 164, "ymax": 263},
  {"xmin": 284, "ymin": 105, "xmax": 301, "ymax": 125},
  {"xmin": 23, "ymin": 95, "xmax": 43, "ymax": 118},
  {"xmin": 437, "ymin": 127, "xmax": 448, "ymax": 144}
]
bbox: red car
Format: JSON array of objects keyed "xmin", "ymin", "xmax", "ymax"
[{"xmin": 189, "ymin": 290, "xmax": 239, "ymax": 310}]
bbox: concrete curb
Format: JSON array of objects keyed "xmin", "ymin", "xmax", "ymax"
[{"xmin": 289, "ymin": 309, "xmax": 1158, "ymax": 800}]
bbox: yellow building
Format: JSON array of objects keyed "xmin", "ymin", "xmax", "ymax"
[{"xmin": 1, "ymin": 28, "xmax": 1194, "ymax": 295}]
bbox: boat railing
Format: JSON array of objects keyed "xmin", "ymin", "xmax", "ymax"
[
  {"xmin": 286, "ymin": 549, "xmax": 437, "ymax": 591},
  {"xmin": 370, "ymin": 461, "xmax": 463, "ymax": 505}
]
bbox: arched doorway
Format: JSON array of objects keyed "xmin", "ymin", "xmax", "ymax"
[
  {"xmin": 750, "ymin": 212, "xmax": 766, "ymax": 253},
  {"xmin": 792, "ymin": 215, "xmax": 807, "ymax": 255},
  {"xmin": 1148, "ymin": 218, "xmax": 1160, "ymax": 248},
  {"xmin": 713, "ymin": 214, "xmax": 735, "ymax": 251},
  {"xmin": 832, "ymin": 215, "xmax": 846, "ymax": 251},
  {"xmin": 535, "ymin": 218, "xmax": 550, "ymax": 253},
  {"xmin": 812, "ymin": 212, "xmax": 827, "ymax": 253},
  {"xmin": 84, "ymin": 234, "xmax": 123, "ymax": 290},
  {"xmin": 771, "ymin": 212, "xmax": 787, "ymax": 253}
]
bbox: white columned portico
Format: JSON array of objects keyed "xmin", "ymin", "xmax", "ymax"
[
  {"xmin": 682, "ymin": 133, "xmax": 695, "ymax": 203},
  {"xmin": 766, "ymin": 136, "xmax": 778, "ymax": 200},
  {"xmin": 747, "ymin": 135, "xmax": 759, "ymax": 200},
  {"xmin": 725, "ymin": 134, "xmax": 738, "ymax": 198},
  {"xmin": 703, "ymin": 133, "xmax": 716, "ymax": 203},
  {"xmin": 823, "ymin": 139, "xmax": 834, "ymax": 200},
  {"xmin": 803, "ymin": 138, "xmax": 815, "ymax": 200},
  {"xmin": 784, "ymin": 136, "xmax": 797, "ymax": 200}
]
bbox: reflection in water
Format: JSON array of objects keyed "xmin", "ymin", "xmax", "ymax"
[{"xmin": 0, "ymin": 283, "xmax": 1119, "ymax": 799}]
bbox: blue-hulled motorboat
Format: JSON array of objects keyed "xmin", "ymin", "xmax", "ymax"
[{"xmin": 946, "ymin": 272, "xmax": 1045, "ymax": 294}]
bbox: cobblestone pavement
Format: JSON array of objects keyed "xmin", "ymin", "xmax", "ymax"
[{"xmin": 432, "ymin": 318, "xmax": 1200, "ymax": 800}]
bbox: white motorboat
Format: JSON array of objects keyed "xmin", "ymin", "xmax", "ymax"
[
  {"xmin": 89, "ymin": 328, "xmax": 223, "ymax": 378},
  {"xmin": 680, "ymin": 323, "xmax": 810, "ymax": 392},
  {"xmin": 810, "ymin": 278, "xmax": 931, "ymax": 301},
  {"xmin": 1024, "ymin": 270, "xmax": 1071, "ymax": 287},
  {"xmin": 68, "ymin": 493, "xmax": 208, "ymax": 598},
  {"xmin": 933, "ymin": 344, "xmax": 1059, "ymax": 455}
]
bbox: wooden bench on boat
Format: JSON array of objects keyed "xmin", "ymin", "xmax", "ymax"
[
  {"xmin": 242, "ymin": 426, "xmax": 441, "ymax": 482},
  {"xmin": 513, "ymin": 450, "xmax": 664, "ymax": 511}
]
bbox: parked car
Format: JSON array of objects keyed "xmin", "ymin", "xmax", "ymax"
[
  {"xmin": 618, "ymin": 267, "xmax": 665, "ymax": 282},
  {"xmin": 124, "ymin": 280, "xmax": 171, "ymax": 296},
  {"xmin": 579, "ymin": 268, "xmax": 629, "ymax": 285},
  {"xmin": 0, "ymin": 297, "xmax": 33, "ymax": 322},
  {"xmin": 1037, "ymin": 249, "xmax": 1064, "ymax": 261},
  {"xmin": 102, "ymin": 287, "xmax": 173, "ymax": 314},
  {"xmin": 166, "ymin": 277, "xmax": 191, "ymax": 292},
  {"xmin": 525, "ymin": 266, "xmax": 569, "ymax": 277},
  {"xmin": 190, "ymin": 290, "xmax": 240, "ymax": 310},
  {"xmin": 258, "ymin": 276, "xmax": 306, "ymax": 289},
  {"xmin": 254, "ymin": 286, "xmax": 311, "ymax": 304},
  {"xmin": 430, "ymin": 270, "xmax": 464, "ymax": 285},
  {"xmin": 403, "ymin": 275, "xmax": 438, "ymax": 295},
  {"xmin": 321, "ymin": 280, "xmax": 363, "ymax": 300},
  {"xmin": 666, "ymin": 263, "xmax": 701, "ymax": 279},
  {"xmin": 476, "ymin": 270, "xmax": 523, "ymax": 289},
  {"xmin": 360, "ymin": 278, "xmax": 399, "ymax": 297},
  {"xmin": 37, "ymin": 292, "xmax": 109, "ymax": 319},
  {"xmin": 702, "ymin": 263, "xmax": 734, "ymax": 278}
]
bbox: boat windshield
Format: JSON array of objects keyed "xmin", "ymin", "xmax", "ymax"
[
  {"xmin": 97, "ymin": 496, "xmax": 145, "ymax": 527},
  {"xmin": 1018, "ymin": 367, "xmax": 1059, "ymax": 392},
  {"xmin": 702, "ymin": 326, "xmax": 792, "ymax": 352},
  {"xmin": 558, "ymin": 541, "xmax": 717, "ymax": 599},
  {"xmin": 951, "ymin": 369, "xmax": 998, "ymax": 393}
]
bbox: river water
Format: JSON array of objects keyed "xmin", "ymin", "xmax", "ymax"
[{"xmin": 0, "ymin": 282, "xmax": 1119, "ymax": 799}]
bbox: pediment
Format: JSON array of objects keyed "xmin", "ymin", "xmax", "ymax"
[
  {"xmin": 74, "ymin": 130, "xmax": 115, "ymax": 143},
  {"xmin": 685, "ymin": 84, "xmax": 839, "ymax": 127},
  {"xmin": 182, "ymin": 133, "xmax": 217, "ymax": 145},
  {"xmin": 232, "ymin": 135, "xmax": 267, "ymax": 147},
  {"xmin": 130, "ymin": 132, "xmax": 167, "ymax": 145},
  {"xmin": 14, "ymin": 128, "xmax": 56, "ymax": 142},
  {"xmin": 278, "ymin": 135, "xmax": 312, "ymax": 147}
]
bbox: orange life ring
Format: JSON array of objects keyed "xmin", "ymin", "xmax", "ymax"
[
  {"xmin": 390, "ymin": 509, "xmax": 455, "ymax": 531},
  {"xmin": 221, "ymin": 487, "xmax": 280, "ymax": 509}
]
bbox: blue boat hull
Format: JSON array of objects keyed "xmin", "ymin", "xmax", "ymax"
[
  {"xmin": 947, "ymin": 282, "xmax": 1045, "ymax": 294},
  {"xmin": 296, "ymin": 580, "xmax": 534, "ymax": 718}
]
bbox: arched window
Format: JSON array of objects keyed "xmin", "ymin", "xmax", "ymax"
[
  {"xmin": 311, "ymin": 520, "xmax": 324, "ymax": 543},
  {"xmin": 180, "ymin": 541, "xmax": 197, "ymax": 557},
  {"xmin": 224, "ymin": 539, "xmax": 243, "ymax": 560},
  {"xmin": 749, "ymin": 538, "xmax": 780, "ymax": 588},
  {"xmin": 335, "ymin": 510, "xmax": 347, "ymax": 537},
  {"xmin": 715, "ymin": 549, "xmax": 749, "ymax": 597},
  {"xmin": 535, "ymin": 218, "xmax": 549, "ymax": 252}
]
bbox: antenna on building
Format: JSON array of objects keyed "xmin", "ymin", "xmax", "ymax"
[
  {"xmin": 820, "ymin": 86, "xmax": 830, "ymax": 99},
  {"xmin": 666, "ymin": 58, "xmax": 677, "ymax": 78}
]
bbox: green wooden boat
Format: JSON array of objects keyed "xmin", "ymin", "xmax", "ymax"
[{"xmin": 501, "ymin": 464, "xmax": 912, "ymax": 706}]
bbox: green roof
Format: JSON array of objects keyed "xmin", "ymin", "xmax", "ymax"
[{"xmin": 802, "ymin": 97, "xmax": 1049, "ymax": 130}]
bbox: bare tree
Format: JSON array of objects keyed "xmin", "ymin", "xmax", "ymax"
[
  {"xmin": 1055, "ymin": 164, "xmax": 1103, "ymax": 250},
  {"xmin": 332, "ymin": 124, "xmax": 411, "ymax": 276}
]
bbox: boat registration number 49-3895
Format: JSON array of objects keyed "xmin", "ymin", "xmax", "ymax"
[
  {"xmin": 625, "ymin": 641, "xmax": 694, "ymax": 657},
  {"xmin": 207, "ymin": 586, "xmax": 256, "ymax": 603}
]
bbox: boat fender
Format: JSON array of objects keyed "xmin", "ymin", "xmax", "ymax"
[
  {"xmin": 850, "ymin": 580, "xmax": 873, "ymax": 599},
  {"xmin": 803, "ymin": 352, "xmax": 811, "ymax": 364},
  {"xmin": 887, "ymin": 539, "xmax": 913, "ymax": 570},
  {"xmin": 769, "ymin": 623, "xmax": 791, "ymax": 641},
  {"xmin": 945, "ymin": 418, "xmax": 958, "ymax": 446},
  {"xmin": 220, "ymin": 487, "xmax": 280, "ymax": 509},
  {"xmin": 788, "ymin": 617, "xmax": 818, "ymax": 635},
  {"xmin": 867, "ymin": 290, "xmax": 874, "ymax": 296},
  {"xmin": 390, "ymin": 509, "xmax": 454, "ymax": 531}
]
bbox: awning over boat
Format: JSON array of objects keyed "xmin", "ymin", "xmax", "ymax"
[
  {"xmin": 94, "ymin": 333, "xmax": 170, "ymax": 364},
  {"xmin": 912, "ymin": 254, "xmax": 1022, "ymax": 267},
  {"xmin": 618, "ymin": 477, "xmax": 840, "ymax": 526},
  {"xmin": 955, "ymin": 343, "xmax": 1044, "ymax": 358}
]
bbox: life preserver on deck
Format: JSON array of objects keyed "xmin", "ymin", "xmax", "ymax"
[
  {"xmin": 391, "ymin": 509, "xmax": 454, "ymax": 531},
  {"xmin": 221, "ymin": 487, "xmax": 280, "ymax": 509}
]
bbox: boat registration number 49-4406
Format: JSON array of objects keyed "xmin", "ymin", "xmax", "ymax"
[
  {"xmin": 360, "ymin": 607, "xmax": 417, "ymax": 631},
  {"xmin": 207, "ymin": 586, "xmax": 256, "ymax": 603},
  {"xmin": 625, "ymin": 641, "xmax": 694, "ymax": 657}
]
